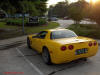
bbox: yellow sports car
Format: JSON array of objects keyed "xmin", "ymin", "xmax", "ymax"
[{"xmin": 27, "ymin": 29, "xmax": 98, "ymax": 64}]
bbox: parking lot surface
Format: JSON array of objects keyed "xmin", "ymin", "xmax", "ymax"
[{"xmin": 0, "ymin": 44, "xmax": 99, "ymax": 75}]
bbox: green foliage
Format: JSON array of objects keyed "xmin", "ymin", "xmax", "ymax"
[
  {"xmin": 0, "ymin": 21, "xmax": 59, "ymax": 39},
  {"xmin": 0, "ymin": 0, "xmax": 48, "ymax": 16},
  {"xmin": 48, "ymin": 2, "xmax": 68, "ymax": 18},
  {"xmin": 68, "ymin": 0, "xmax": 89, "ymax": 24},
  {"xmin": 19, "ymin": 1, "xmax": 39, "ymax": 16},
  {"xmin": 68, "ymin": 24, "xmax": 100, "ymax": 39},
  {"xmin": 89, "ymin": 1, "xmax": 100, "ymax": 25},
  {"xmin": 6, "ymin": 18, "xmax": 47, "ymax": 26},
  {"xmin": 25, "ymin": 22, "xmax": 59, "ymax": 34},
  {"xmin": 6, "ymin": 18, "xmax": 28, "ymax": 25},
  {"xmin": 39, "ymin": 18, "xmax": 47, "ymax": 25},
  {"xmin": 68, "ymin": 6, "xmax": 83, "ymax": 24},
  {"xmin": 34, "ymin": 1, "xmax": 47, "ymax": 16}
]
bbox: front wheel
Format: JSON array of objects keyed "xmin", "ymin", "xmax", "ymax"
[
  {"xmin": 27, "ymin": 37, "xmax": 32, "ymax": 49},
  {"xmin": 42, "ymin": 48, "xmax": 51, "ymax": 65}
]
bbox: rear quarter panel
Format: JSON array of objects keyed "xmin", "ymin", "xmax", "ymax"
[
  {"xmin": 52, "ymin": 40, "xmax": 98, "ymax": 64},
  {"xmin": 44, "ymin": 40, "xmax": 62, "ymax": 63}
]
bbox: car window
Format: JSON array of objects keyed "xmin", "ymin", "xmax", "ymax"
[
  {"xmin": 51, "ymin": 30, "xmax": 77, "ymax": 39},
  {"xmin": 37, "ymin": 31, "xmax": 48, "ymax": 39}
]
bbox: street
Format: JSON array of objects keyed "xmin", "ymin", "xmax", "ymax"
[{"xmin": 0, "ymin": 43, "xmax": 99, "ymax": 75}]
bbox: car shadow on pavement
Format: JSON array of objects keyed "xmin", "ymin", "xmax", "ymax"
[{"xmin": 17, "ymin": 45, "xmax": 94, "ymax": 75}]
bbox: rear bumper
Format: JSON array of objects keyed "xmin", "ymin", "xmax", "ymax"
[{"xmin": 51, "ymin": 45, "xmax": 98, "ymax": 64}]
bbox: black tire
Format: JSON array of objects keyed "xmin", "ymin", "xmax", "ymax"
[
  {"xmin": 82, "ymin": 58, "xmax": 87, "ymax": 61},
  {"xmin": 42, "ymin": 47, "xmax": 51, "ymax": 65},
  {"xmin": 27, "ymin": 37, "xmax": 32, "ymax": 49}
]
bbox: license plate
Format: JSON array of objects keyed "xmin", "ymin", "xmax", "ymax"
[{"xmin": 75, "ymin": 48, "xmax": 88, "ymax": 55}]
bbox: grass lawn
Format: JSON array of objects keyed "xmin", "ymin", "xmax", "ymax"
[
  {"xmin": 0, "ymin": 22, "xmax": 18, "ymax": 29},
  {"xmin": 68, "ymin": 24, "xmax": 100, "ymax": 39},
  {"xmin": 0, "ymin": 22, "xmax": 59, "ymax": 40},
  {"xmin": 6, "ymin": 18, "xmax": 47, "ymax": 25},
  {"xmin": 25, "ymin": 22, "xmax": 59, "ymax": 34}
]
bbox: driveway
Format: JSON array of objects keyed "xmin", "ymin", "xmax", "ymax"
[{"xmin": 56, "ymin": 19, "xmax": 96, "ymax": 28}]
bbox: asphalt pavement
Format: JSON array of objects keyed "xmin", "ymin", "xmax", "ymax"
[
  {"xmin": 0, "ymin": 47, "xmax": 40, "ymax": 75},
  {"xmin": 0, "ymin": 44, "xmax": 99, "ymax": 75},
  {"xmin": 0, "ymin": 19, "xmax": 99, "ymax": 75},
  {"xmin": 56, "ymin": 19, "xmax": 96, "ymax": 28}
]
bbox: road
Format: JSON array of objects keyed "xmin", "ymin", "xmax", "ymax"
[{"xmin": 57, "ymin": 19, "xmax": 96, "ymax": 28}]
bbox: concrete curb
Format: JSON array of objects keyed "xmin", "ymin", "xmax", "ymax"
[
  {"xmin": 0, "ymin": 40, "xmax": 26, "ymax": 50},
  {"xmin": 96, "ymin": 39, "xmax": 100, "ymax": 45},
  {"xmin": 0, "ymin": 35, "xmax": 27, "ymax": 50}
]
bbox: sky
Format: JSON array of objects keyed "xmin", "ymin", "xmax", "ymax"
[
  {"xmin": 47, "ymin": 0, "xmax": 77, "ymax": 7},
  {"xmin": 47, "ymin": 0, "xmax": 91, "ymax": 7}
]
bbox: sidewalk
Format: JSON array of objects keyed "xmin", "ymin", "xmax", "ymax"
[
  {"xmin": 0, "ymin": 35, "xmax": 27, "ymax": 50},
  {"xmin": 96, "ymin": 39, "xmax": 100, "ymax": 45}
]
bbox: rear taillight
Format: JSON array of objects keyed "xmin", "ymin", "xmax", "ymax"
[
  {"xmin": 61, "ymin": 46, "xmax": 67, "ymax": 51},
  {"xmin": 94, "ymin": 41, "xmax": 97, "ymax": 46},
  {"xmin": 89, "ymin": 42, "xmax": 92, "ymax": 47},
  {"xmin": 68, "ymin": 45, "xmax": 74, "ymax": 50}
]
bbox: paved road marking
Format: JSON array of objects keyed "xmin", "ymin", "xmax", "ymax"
[
  {"xmin": 18, "ymin": 44, "xmax": 26, "ymax": 48},
  {"xmin": 16, "ymin": 48, "xmax": 44, "ymax": 75}
]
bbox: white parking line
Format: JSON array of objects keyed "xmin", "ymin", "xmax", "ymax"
[
  {"xmin": 18, "ymin": 44, "xmax": 26, "ymax": 48},
  {"xmin": 16, "ymin": 48, "xmax": 44, "ymax": 75}
]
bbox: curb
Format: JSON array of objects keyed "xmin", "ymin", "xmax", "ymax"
[
  {"xmin": 95, "ymin": 39, "xmax": 100, "ymax": 45},
  {"xmin": 0, "ymin": 40, "xmax": 26, "ymax": 50}
]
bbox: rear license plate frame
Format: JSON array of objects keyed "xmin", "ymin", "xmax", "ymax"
[{"xmin": 75, "ymin": 48, "xmax": 88, "ymax": 55}]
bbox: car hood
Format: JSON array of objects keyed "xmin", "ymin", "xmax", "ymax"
[{"xmin": 53, "ymin": 36, "xmax": 94, "ymax": 45}]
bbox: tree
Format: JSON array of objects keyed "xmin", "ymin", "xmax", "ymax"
[
  {"xmin": 89, "ymin": 1, "xmax": 100, "ymax": 25},
  {"xmin": 48, "ymin": 5, "xmax": 54, "ymax": 17},
  {"xmin": 0, "ymin": 0, "xmax": 48, "ymax": 16},
  {"xmin": 34, "ymin": 1, "xmax": 47, "ymax": 16},
  {"xmin": 53, "ymin": 2, "xmax": 68, "ymax": 18},
  {"xmin": 68, "ymin": 0, "xmax": 89, "ymax": 24},
  {"xmin": 48, "ymin": 1, "xmax": 69, "ymax": 18},
  {"xmin": 0, "ymin": 0, "xmax": 48, "ymax": 34},
  {"xmin": 19, "ymin": 1, "xmax": 39, "ymax": 16}
]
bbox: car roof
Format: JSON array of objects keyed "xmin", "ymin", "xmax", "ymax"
[{"xmin": 46, "ymin": 28, "xmax": 71, "ymax": 32}]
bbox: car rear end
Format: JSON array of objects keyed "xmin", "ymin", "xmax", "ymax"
[
  {"xmin": 52, "ymin": 39, "xmax": 98, "ymax": 64},
  {"xmin": 49, "ymin": 29, "xmax": 98, "ymax": 64}
]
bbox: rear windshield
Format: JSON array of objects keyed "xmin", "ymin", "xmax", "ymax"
[{"xmin": 51, "ymin": 30, "xmax": 77, "ymax": 39}]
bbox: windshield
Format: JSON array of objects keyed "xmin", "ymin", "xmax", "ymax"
[{"xmin": 51, "ymin": 30, "xmax": 77, "ymax": 39}]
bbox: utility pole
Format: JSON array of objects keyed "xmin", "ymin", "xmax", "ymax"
[{"xmin": 22, "ymin": 13, "xmax": 25, "ymax": 34}]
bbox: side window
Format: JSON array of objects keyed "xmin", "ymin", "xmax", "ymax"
[{"xmin": 37, "ymin": 31, "xmax": 48, "ymax": 39}]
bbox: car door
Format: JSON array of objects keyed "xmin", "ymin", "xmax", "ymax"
[
  {"xmin": 31, "ymin": 35, "xmax": 39, "ymax": 50},
  {"xmin": 32, "ymin": 31, "xmax": 48, "ymax": 52}
]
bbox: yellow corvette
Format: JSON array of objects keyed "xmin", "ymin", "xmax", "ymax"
[{"xmin": 27, "ymin": 29, "xmax": 98, "ymax": 64}]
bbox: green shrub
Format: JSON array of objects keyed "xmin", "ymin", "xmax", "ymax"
[
  {"xmin": 39, "ymin": 18, "xmax": 47, "ymax": 25},
  {"xmin": 6, "ymin": 18, "xmax": 28, "ymax": 26},
  {"xmin": 68, "ymin": 24, "xmax": 100, "ymax": 39},
  {"xmin": 6, "ymin": 18, "xmax": 47, "ymax": 26}
]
